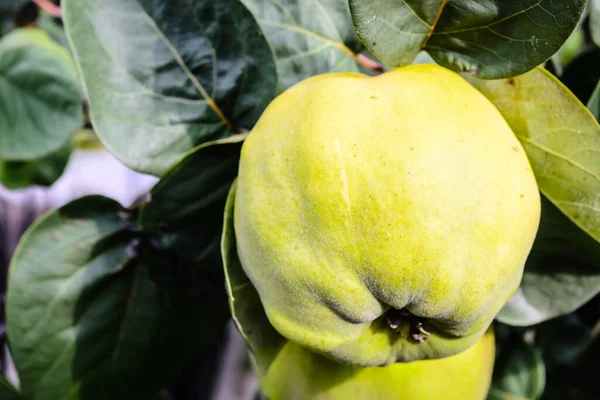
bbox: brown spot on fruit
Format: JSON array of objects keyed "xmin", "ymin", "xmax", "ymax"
[{"xmin": 507, "ymin": 78, "xmax": 515, "ymax": 86}]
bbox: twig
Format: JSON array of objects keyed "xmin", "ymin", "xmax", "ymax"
[
  {"xmin": 356, "ymin": 54, "xmax": 384, "ymax": 73},
  {"xmin": 32, "ymin": 0, "xmax": 61, "ymax": 18}
]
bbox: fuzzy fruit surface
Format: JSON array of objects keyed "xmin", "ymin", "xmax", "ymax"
[
  {"xmin": 234, "ymin": 64, "xmax": 540, "ymax": 366},
  {"xmin": 261, "ymin": 329, "xmax": 495, "ymax": 400}
]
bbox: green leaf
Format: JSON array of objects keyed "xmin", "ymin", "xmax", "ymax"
[
  {"xmin": 488, "ymin": 339, "xmax": 545, "ymax": 400},
  {"xmin": 590, "ymin": 0, "xmax": 600, "ymax": 47},
  {"xmin": 0, "ymin": 139, "xmax": 72, "ymax": 189},
  {"xmin": 6, "ymin": 196, "xmax": 136, "ymax": 399},
  {"xmin": 465, "ymin": 67, "xmax": 600, "ymax": 246},
  {"xmin": 222, "ymin": 182, "xmax": 286, "ymax": 377},
  {"xmin": 554, "ymin": 25, "xmax": 585, "ymax": 68},
  {"xmin": 37, "ymin": 11, "xmax": 70, "ymax": 51},
  {"xmin": 0, "ymin": 0, "xmax": 18, "ymax": 10},
  {"xmin": 349, "ymin": 0, "xmax": 586, "ymax": 78},
  {"xmin": 0, "ymin": 375, "xmax": 24, "ymax": 400},
  {"xmin": 241, "ymin": 0, "xmax": 373, "ymax": 92},
  {"xmin": 0, "ymin": 0, "xmax": 18, "ymax": 36},
  {"xmin": 63, "ymin": 0, "xmax": 277, "ymax": 176},
  {"xmin": 0, "ymin": 28, "xmax": 83, "ymax": 160},
  {"xmin": 466, "ymin": 67, "xmax": 600, "ymax": 325},
  {"xmin": 497, "ymin": 198, "xmax": 600, "ymax": 326},
  {"xmin": 139, "ymin": 135, "xmax": 244, "ymax": 262},
  {"xmin": 6, "ymin": 195, "xmax": 228, "ymax": 399},
  {"xmin": 587, "ymin": 80, "xmax": 600, "ymax": 121}
]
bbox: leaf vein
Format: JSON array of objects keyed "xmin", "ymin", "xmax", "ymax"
[
  {"xmin": 518, "ymin": 135, "xmax": 600, "ymax": 182},
  {"xmin": 259, "ymin": 20, "xmax": 357, "ymax": 59},
  {"xmin": 136, "ymin": 5, "xmax": 232, "ymax": 130},
  {"xmin": 435, "ymin": 1, "xmax": 543, "ymax": 35}
]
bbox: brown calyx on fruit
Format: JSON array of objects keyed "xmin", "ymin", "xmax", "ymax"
[{"xmin": 384, "ymin": 308, "xmax": 430, "ymax": 343}]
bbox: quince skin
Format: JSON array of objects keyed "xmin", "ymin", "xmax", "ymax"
[
  {"xmin": 261, "ymin": 329, "xmax": 495, "ymax": 400},
  {"xmin": 234, "ymin": 64, "xmax": 540, "ymax": 366}
]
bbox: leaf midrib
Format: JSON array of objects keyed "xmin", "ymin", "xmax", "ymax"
[
  {"xmin": 420, "ymin": 0, "xmax": 447, "ymax": 49},
  {"xmin": 260, "ymin": 20, "xmax": 357, "ymax": 59},
  {"xmin": 136, "ymin": 3, "xmax": 233, "ymax": 131}
]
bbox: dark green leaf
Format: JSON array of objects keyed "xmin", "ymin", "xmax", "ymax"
[
  {"xmin": 139, "ymin": 135, "xmax": 244, "ymax": 263},
  {"xmin": 241, "ymin": 0, "xmax": 374, "ymax": 92},
  {"xmin": 63, "ymin": 0, "xmax": 277, "ymax": 176},
  {"xmin": 0, "ymin": 28, "xmax": 83, "ymax": 160},
  {"xmin": 138, "ymin": 241, "xmax": 230, "ymax": 399},
  {"xmin": 0, "ymin": 139, "xmax": 72, "ymax": 189},
  {"xmin": 587, "ymin": 80, "xmax": 600, "ymax": 121},
  {"xmin": 6, "ymin": 195, "xmax": 228, "ymax": 399},
  {"xmin": 466, "ymin": 67, "xmax": 600, "ymax": 246},
  {"xmin": 0, "ymin": 375, "xmax": 24, "ymax": 400},
  {"xmin": 350, "ymin": 0, "xmax": 586, "ymax": 78},
  {"xmin": 1, "ymin": 0, "xmax": 18, "ymax": 36},
  {"xmin": 0, "ymin": 0, "xmax": 18, "ymax": 10},
  {"xmin": 222, "ymin": 182, "xmax": 286, "ymax": 377},
  {"xmin": 488, "ymin": 338, "xmax": 546, "ymax": 400},
  {"xmin": 497, "ymin": 198, "xmax": 600, "ymax": 326}
]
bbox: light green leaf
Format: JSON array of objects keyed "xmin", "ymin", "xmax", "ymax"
[
  {"xmin": 350, "ymin": 0, "xmax": 586, "ymax": 78},
  {"xmin": 497, "ymin": 198, "xmax": 600, "ymax": 326},
  {"xmin": 0, "ymin": 28, "xmax": 83, "ymax": 160},
  {"xmin": 63, "ymin": 0, "xmax": 277, "ymax": 176},
  {"xmin": 590, "ymin": 0, "xmax": 600, "ymax": 47},
  {"xmin": 38, "ymin": 11, "xmax": 70, "ymax": 51},
  {"xmin": 465, "ymin": 68, "xmax": 600, "ymax": 325},
  {"xmin": 465, "ymin": 67, "xmax": 600, "ymax": 245},
  {"xmin": 241, "ymin": 0, "xmax": 375, "ymax": 92}
]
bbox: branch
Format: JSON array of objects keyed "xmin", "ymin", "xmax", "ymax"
[
  {"xmin": 32, "ymin": 0, "xmax": 61, "ymax": 18},
  {"xmin": 356, "ymin": 54, "xmax": 384, "ymax": 73}
]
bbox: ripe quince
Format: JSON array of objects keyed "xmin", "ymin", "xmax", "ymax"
[
  {"xmin": 234, "ymin": 64, "xmax": 540, "ymax": 366},
  {"xmin": 261, "ymin": 329, "xmax": 495, "ymax": 400}
]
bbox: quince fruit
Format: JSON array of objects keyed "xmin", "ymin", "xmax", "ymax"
[
  {"xmin": 234, "ymin": 64, "xmax": 540, "ymax": 366},
  {"xmin": 261, "ymin": 329, "xmax": 495, "ymax": 400}
]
